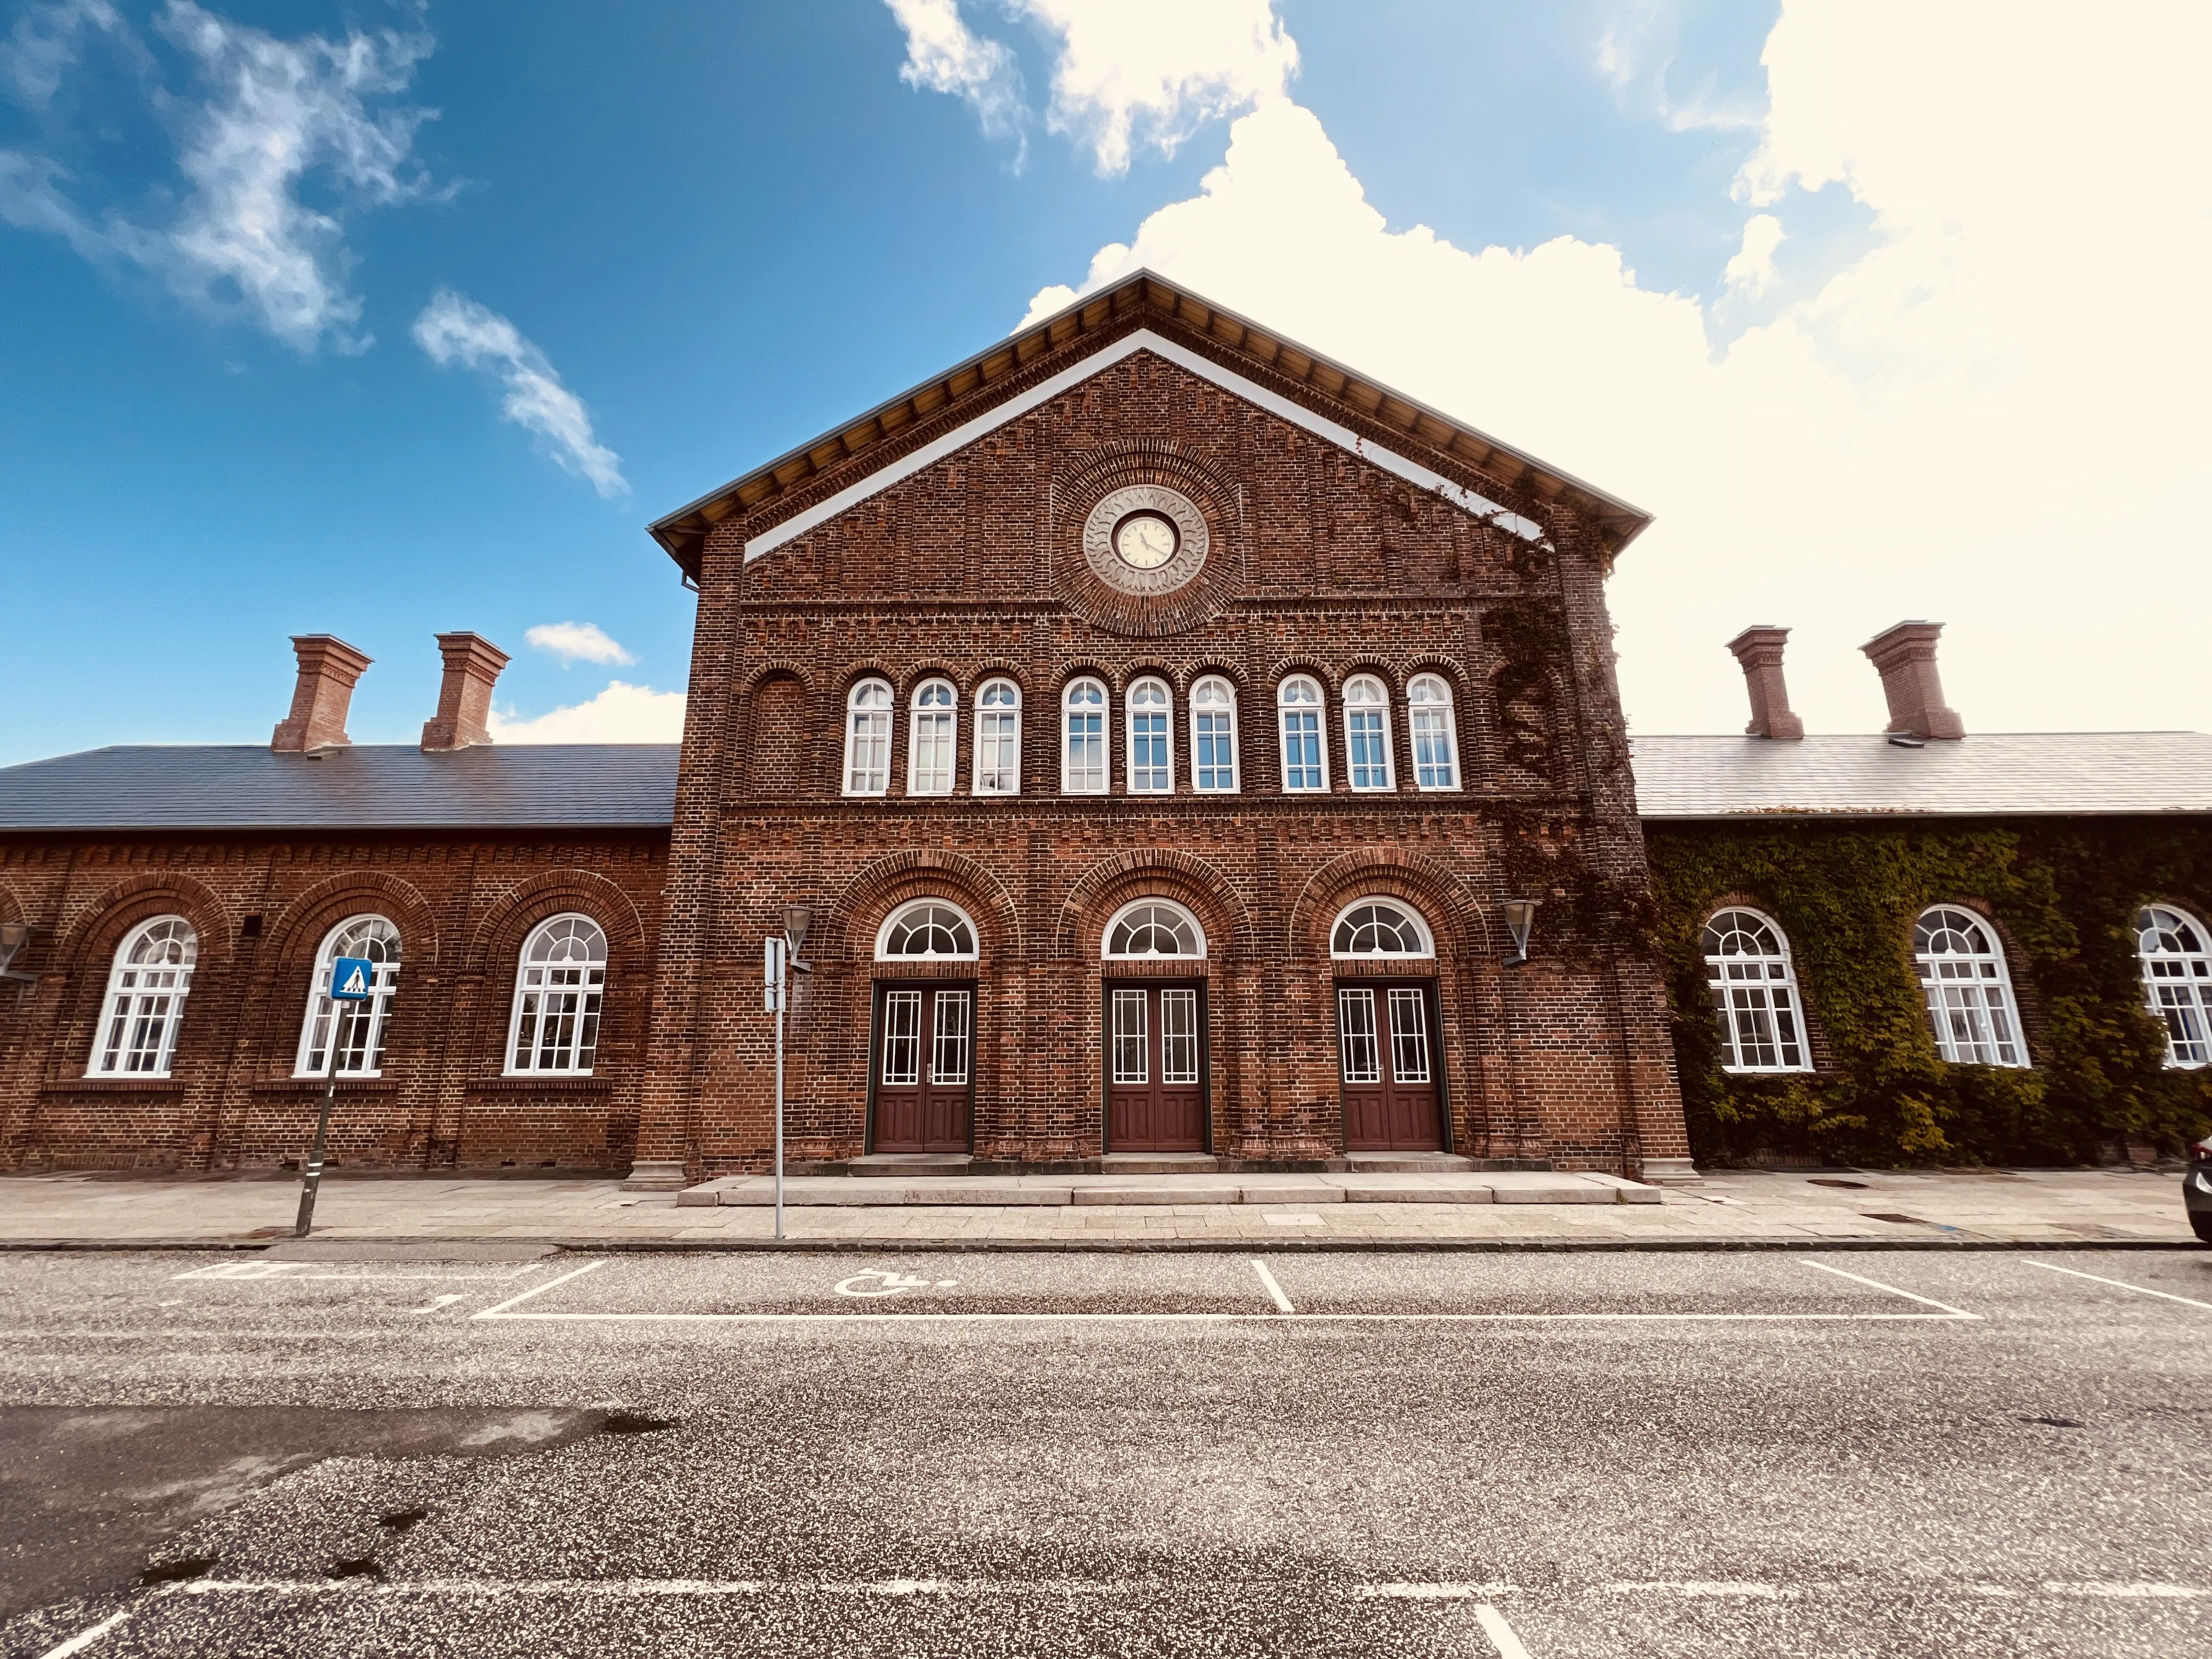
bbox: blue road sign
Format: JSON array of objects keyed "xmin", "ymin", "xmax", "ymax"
[{"xmin": 330, "ymin": 957, "xmax": 375, "ymax": 1001}]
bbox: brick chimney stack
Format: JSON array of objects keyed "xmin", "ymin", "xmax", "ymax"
[
  {"xmin": 420, "ymin": 632, "xmax": 511, "ymax": 752},
  {"xmin": 1725, "ymin": 625, "xmax": 1804, "ymax": 740},
  {"xmin": 1861, "ymin": 620, "xmax": 1965, "ymax": 740},
  {"xmin": 270, "ymin": 634, "xmax": 371, "ymax": 752}
]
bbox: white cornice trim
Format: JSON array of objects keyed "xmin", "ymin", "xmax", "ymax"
[{"xmin": 742, "ymin": 328, "xmax": 1545, "ymax": 561}]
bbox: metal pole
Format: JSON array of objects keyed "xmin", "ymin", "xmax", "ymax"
[
  {"xmin": 773, "ymin": 952, "xmax": 786, "ymax": 1242},
  {"xmin": 294, "ymin": 996, "xmax": 345, "ymax": 1238}
]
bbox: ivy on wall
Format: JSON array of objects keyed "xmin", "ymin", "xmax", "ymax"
[{"xmin": 1645, "ymin": 818, "xmax": 2212, "ymax": 1166}]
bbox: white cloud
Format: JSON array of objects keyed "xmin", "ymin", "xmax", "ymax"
[
  {"xmin": 487, "ymin": 681, "xmax": 685, "ymax": 744},
  {"xmin": 885, "ymin": 0, "xmax": 1026, "ymax": 160},
  {"xmin": 413, "ymin": 289, "xmax": 628, "ymax": 498},
  {"xmin": 525, "ymin": 621, "xmax": 635, "ymax": 667},
  {"xmin": 1722, "ymin": 212, "xmax": 1784, "ymax": 298},
  {"xmin": 1006, "ymin": 1, "xmax": 2212, "ymax": 737},
  {"xmin": 0, "ymin": 0, "xmax": 439, "ymax": 353}
]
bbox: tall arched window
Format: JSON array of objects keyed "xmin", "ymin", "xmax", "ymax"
[
  {"xmin": 1330, "ymin": 899, "xmax": 1434, "ymax": 958},
  {"xmin": 876, "ymin": 900, "xmax": 979, "ymax": 961},
  {"xmin": 974, "ymin": 679, "xmax": 1022, "ymax": 795},
  {"xmin": 1103, "ymin": 899, "xmax": 1206, "ymax": 960},
  {"xmin": 88, "ymin": 916, "xmax": 198, "ymax": 1077},
  {"xmin": 507, "ymin": 915, "xmax": 608, "ymax": 1076},
  {"xmin": 1062, "ymin": 677, "xmax": 1108, "ymax": 794},
  {"xmin": 1190, "ymin": 675, "xmax": 1238, "ymax": 793},
  {"xmin": 1127, "ymin": 676, "xmax": 1173, "ymax": 793},
  {"xmin": 1277, "ymin": 675, "xmax": 1327, "ymax": 793},
  {"xmin": 2137, "ymin": 905, "xmax": 2212, "ymax": 1068},
  {"xmin": 907, "ymin": 678, "xmax": 957, "ymax": 797},
  {"xmin": 295, "ymin": 915, "xmax": 402, "ymax": 1077},
  {"xmin": 1702, "ymin": 909, "xmax": 1810, "ymax": 1073},
  {"xmin": 1914, "ymin": 906, "xmax": 2027, "ymax": 1067},
  {"xmin": 1408, "ymin": 675, "xmax": 1460, "ymax": 791},
  {"xmin": 1343, "ymin": 674, "xmax": 1395, "ymax": 791},
  {"xmin": 842, "ymin": 679, "xmax": 893, "ymax": 797}
]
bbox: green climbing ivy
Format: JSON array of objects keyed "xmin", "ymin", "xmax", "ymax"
[{"xmin": 1645, "ymin": 819, "xmax": 2212, "ymax": 1165}]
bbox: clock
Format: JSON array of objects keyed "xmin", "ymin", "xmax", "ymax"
[
  {"xmin": 1113, "ymin": 511, "xmax": 1178, "ymax": 569},
  {"xmin": 1081, "ymin": 485, "xmax": 1209, "ymax": 597}
]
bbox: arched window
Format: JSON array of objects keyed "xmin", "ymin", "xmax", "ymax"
[
  {"xmin": 1126, "ymin": 676, "xmax": 1173, "ymax": 794},
  {"xmin": 1702, "ymin": 909, "xmax": 1810, "ymax": 1073},
  {"xmin": 1343, "ymin": 674, "xmax": 1395, "ymax": 791},
  {"xmin": 295, "ymin": 915, "xmax": 402, "ymax": 1077},
  {"xmin": 1062, "ymin": 677, "xmax": 1108, "ymax": 794},
  {"xmin": 1103, "ymin": 899, "xmax": 1206, "ymax": 960},
  {"xmin": 1330, "ymin": 899, "xmax": 1434, "ymax": 958},
  {"xmin": 907, "ymin": 678, "xmax": 957, "ymax": 797},
  {"xmin": 1914, "ymin": 906, "xmax": 2027, "ymax": 1067},
  {"xmin": 2138, "ymin": 905, "xmax": 2212, "ymax": 1068},
  {"xmin": 842, "ymin": 679, "xmax": 893, "ymax": 797},
  {"xmin": 1190, "ymin": 675, "xmax": 1238, "ymax": 793},
  {"xmin": 1277, "ymin": 675, "xmax": 1328, "ymax": 793},
  {"xmin": 88, "ymin": 916, "xmax": 198, "ymax": 1077},
  {"xmin": 507, "ymin": 915, "xmax": 608, "ymax": 1076},
  {"xmin": 974, "ymin": 679, "xmax": 1022, "ymax": 795},
  {"xmin": 1408, "ymin": 675, "xmax": 1460, "ymax": 791},
  {"xmin": 876, "ymin": 900, "xmax": 980, "ymax": 961}
]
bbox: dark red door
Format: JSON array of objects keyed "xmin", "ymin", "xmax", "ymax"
[
  {"xmin": 1338, "ymin": 980, "xmax": 1443, "ymax": 1150},
  {"xmin": 871, "ymin": 983, "xmax": 973, "ymax": 1154},
  {"xmin": 1106, "ymin": 981, "xmax": 1206, "ymax": 1152}
]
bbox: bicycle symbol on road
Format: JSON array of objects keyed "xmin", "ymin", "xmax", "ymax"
[{"xmin": 833, "ymin": 1269, "xmax": 960, "ymax": 1299}]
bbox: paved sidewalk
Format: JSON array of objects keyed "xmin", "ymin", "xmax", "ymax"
[{"xmin": 0, "ymin": 1165, "xmax": 2197, "ymax": 1248}]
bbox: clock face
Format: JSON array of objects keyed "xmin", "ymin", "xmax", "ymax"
[{"xmin": 1113, "ymin": 511, "xmax": 1178, "ymax": 570}]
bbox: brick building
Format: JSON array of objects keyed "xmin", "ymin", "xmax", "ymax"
[{"xmin": 5, "ymin": 273, "xmax": 2202, "ymax": 1182}]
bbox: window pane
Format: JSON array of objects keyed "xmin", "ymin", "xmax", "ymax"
[
  {"xmin": 1412, "ymin": 708, "xmax": 1457, "ymax": 788},
  {"xmin": 1130, "ymin": 711, "xmax": 1171, "ymax": 792},
  {"xmin": 1387, "ymin": 989, "xmax": 1431, "ymax": 1083},
  {"xmin": 1160, "ymin": 990, "xmax": 1199, "ymax": 1085},
  {"xmin": 932, "ymin": 991, "xmax": 971, "ymax": 1086},
  {"xmin": 1282, "ymin": 712, "xmax": 1323, "ymax": 789},
  {"xmin": 881, "ymin": 991, "xmax": 922, "ymax": 1086},
  {"xmin": 1194, "ymin": 711, "xmax": 1236, "ymax": 791},
  {"xmin": 978, "ymin": 711, "xmax": 1020, "ymax": 793},
  {"xmin": 911, "ymin": 710, "xmax": 955, "ymax": 794},
  {"xmin": 1065, "ymin": 712, "xmax": 1104, "ymax": 792},
  {"xmin": 1111, "ymin": 989, "xmax": 1148, "ymax": 1084},
  {"xmin": 847, "ymin": 711, "xmax": 890, "ymax": 793},
  {"xmin": 1338, "ymin": 988, "xmax": 1380, "ymax": 1084},
  {"xmin": 1347, "ymin": 711, "xmax": 1390, "ymax": 788}
]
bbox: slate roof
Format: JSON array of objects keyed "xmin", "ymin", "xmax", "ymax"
[
  {"xmin": 1630, "ymin": 732, "xmax": 2212, "ymax": 820},
  {"xmin": 0, "ymin": 746, "xmax": 681, "ymax": 831}
]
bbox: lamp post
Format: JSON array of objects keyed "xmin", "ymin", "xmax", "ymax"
[
  {"xmin": 1502, "ymin": 899, "xmax": 1540, "ymax": 967},
  {"xmin": 767, "ymin": 905, "xmax": 812, "ymax": 1242}
]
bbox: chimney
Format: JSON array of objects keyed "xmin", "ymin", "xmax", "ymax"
[
  {"xmin": 1725, "ymin": 625, "xmax": 1804, "ymax": 740},
  {"xmin": 270, "ymin": 634, "xmax": 371, "ymax": 752},
  {"xmin": 1861, "ymin": 620, "xmax": 1964, "ymax": 740},
  {"xmin": 420, "ymin": 632, "xmax": 511, "ymax": 751}
]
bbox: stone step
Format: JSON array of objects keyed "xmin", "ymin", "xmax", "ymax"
[
  {"xmin": 1099, "ymin": 1153, "xmax": 1221, "ymax": 1175},
  {"xmin": 847, "ymin": 1154, "xmax": 973, "ymax": 1178},
  {"xmin": 1344, "ymin": 1152, "xmax": 1475, "ymax": 1174}
]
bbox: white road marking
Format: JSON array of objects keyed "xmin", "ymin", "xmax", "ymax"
[
  {"xmin": 473, "ymin": 1260, "xmax": 605, "ymax": 1319},
  {"xmin": 2023, "ymin": 1260, "xmax": 2212, "ymax": 1311},
  {"xmin": 1357, "ymin": 1583, "xmax": 1519, "ymax": 1598},
  {"xmin": 1250, "ymin": 1260, "xmax": 1295, "ymax": 1314},
  {"xmin": 173, "ymin": 1262, "xmax": 542, "ymax": 1284},
  {"xmin": 1474, "ymin": 1603, "xmax": 1535, "ymax": 1659},
  {"xmin": 2040, "ymin": 1581, "xmax": 2209, "ymax": 1598},
  {"xmin": 835, "ymin": 1270, "xmax": 939, "ymax": 1299},
  {"xmin": 33, "ymin": 1608, "xmax": 132, "ymax": 1659},
  {"xmin": 1607, "ymin": 1581, "xmax": 1790, "ymax": 1597},
  {"xmin": 1796, "ymin": 1260, "xmax": 1982, "ymax": 1318},
  {"xmin": 410, "ymin": 1294, "xmax": 466, "ymax": 1314}
]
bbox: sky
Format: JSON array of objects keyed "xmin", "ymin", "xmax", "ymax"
[{"xmin": 1, "ymin": 0, "xmax": 2207, "ymax": 766}]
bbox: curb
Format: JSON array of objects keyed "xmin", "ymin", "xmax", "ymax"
[{"xmin": 0, "ymin": 1235, "xmax": 2200, "ymax": 1255}]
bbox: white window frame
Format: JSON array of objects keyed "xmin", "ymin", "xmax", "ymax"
[
  {"xmin": 505, "ymin": 913, "xmax": 609, "ymax": 1077},
  {"xmin": 1102, "ymin": 898, "xmax": 1208, "ymax": 961},
  {"xmin": 294, "ymin": 915, "xmax": 403, "ymax": 1078},
  {"xmin": 1189, "ymin": 675, "xmax": 1239, "ymax": 794},
  {"xmin": 973, "ymin": 679, "xmax": 1022, "ymax": 795},
  {"xmin": 87, "ymin": 915, "xmax": 198, "ymax": 1078},
  {"xmin": 1914, "ymin": 906, "xmax": 2028, "ymax": 1068},
  {"xmin": 1329, "ymin": 898, "xmax": 1435, "ymax": 960},
  {"xmin": 1277, "ymin": 675, "xmax": 1328, "ymax": 793},
  {"xmin": 1702, "ymin": 908, "xmax": 1812, "ymax": 1074},
  {"xmin": 2138, "ymin": 904, "xmax": 2212, "ymax": 1069},
  {"xmin": 1342, "ymin": 674, "xmax": 1395, "ymax": 792},
  {"xmin": 1408, "ymin": 674, "xmax": 1461, "ymax": 792},
  {"xmin": 1062, "ymin": 677, "xmax": 1109, "ymax": 795},
  {"xmin": 906, "ymin": 678, "xmax": 957, "ymax": 797},
  {"xmin": 874, "ymin": 900, "xmax": 981, "ymax": 962},
  {"xmin": 1126, "ymin": 676, "xmax": 1174, "ymax": 794},
  {"xmin": 842, "ymin": 678, "xmax": 893, "ymax": 798}
]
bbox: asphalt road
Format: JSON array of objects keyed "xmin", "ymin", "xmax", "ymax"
[{"xmin": 1, "ymin": 1245, "xmax": 2208, "ymax": 1658}]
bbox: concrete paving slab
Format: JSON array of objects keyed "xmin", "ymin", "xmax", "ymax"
[{"xmin": 1071, "ymin": 1186, "xmax": 1243, "ymax": 1206}]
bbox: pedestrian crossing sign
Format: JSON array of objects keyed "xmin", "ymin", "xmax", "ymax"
[{"xmin": 330, "ymin": 957, "xmax": 375, "ymax": 1001}]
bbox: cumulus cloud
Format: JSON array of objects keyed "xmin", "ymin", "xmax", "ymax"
[
  {"xmin": 0, "ymin": 0, "xmax": 439, "ymax": 353},
  {"xmin": 525, "ymin": 621, "xmax": 635, "ymax": 667},
  {"xmin": 1722, "ymin": 212, "xmax": 1784, "ymax": 298},
  {"xmin": 885, "ymin": 0, "xmax": 1026, "ymax": 160},
  {"xmin": 999, "ymin": 0, "xmax": 2212, "ymax": 736},
  {"xmin": 413, "ymin": 289, "xmax": 628, "ymax": 498},
  {"xmin": 487, "ymin": 681, "xmax": 686, "ymax": 744}
]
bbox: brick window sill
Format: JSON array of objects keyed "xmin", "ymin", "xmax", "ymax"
[
  {"xmin": 250, "ymin": 1077, "xmax": 402, "ymax": 1094},
  {"xmin": 44, "ymin": 1078, "xmax": 185, "ymax": 1094},
  {"xmin": 467, "ymin": 1076, "xmax": 613, "ymax": 1094}
]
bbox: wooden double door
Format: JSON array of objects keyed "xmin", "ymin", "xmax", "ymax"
[
  {"xmin": 871, "ymin": 981, "xmax": 973, "ymax": 1154},
  {"xmin": 1105, "ymin": 980, "xmax": 1207, "ymax": 1152},
  {"xmin": 1336, "ymin": 979, "xmax": 1444, "ymax": 1150}
]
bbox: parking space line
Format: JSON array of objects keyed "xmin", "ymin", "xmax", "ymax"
[
  {"xmin": 1250, "ymin": 1260, "xmax": 1295, "ymax": 1314},
  {"xmin": 473, "ymin": 1260, "xmax": 606, "ymax": 1319},
  {"xmin": 2023, "ymin": 1261, "xmax": 2212, "ymax": 1311},
  {"xmin": 1473, "ymin": 1604, "xmax": 1534, "ymax": 1659},
  {"xmin": 1797, "ymin": 1260, "xmax": 1982, "ymax": 1318},
  {"xmin": 32, "ymin": 1607, "xmax": 132, "ymax": 1659}
]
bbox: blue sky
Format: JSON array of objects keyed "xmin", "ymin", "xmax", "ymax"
[{"xmin": 2, "ymin": 0, "xmax": 2205, "ymax": 765}]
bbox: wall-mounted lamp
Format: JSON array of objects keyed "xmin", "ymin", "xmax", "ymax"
[
  {"xmin": 782, "ymin": 905, "xmax": 812, "ymax": 959},
  {"xmin": 0, "ymin": 921, "xmax": 36, "ymax": 984},
  {"xmin": 1502, "ymin": 899, "xmax": 1540, "ymax": 967}
]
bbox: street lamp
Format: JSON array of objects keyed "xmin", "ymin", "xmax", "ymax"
[
  {"xmin": 1502, "ymin": 899, "xmax": 1540, "ymax": 967},
  {"xmin": 767, "ymin": 905, "xmax": 814, "ymax": 1242}
]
